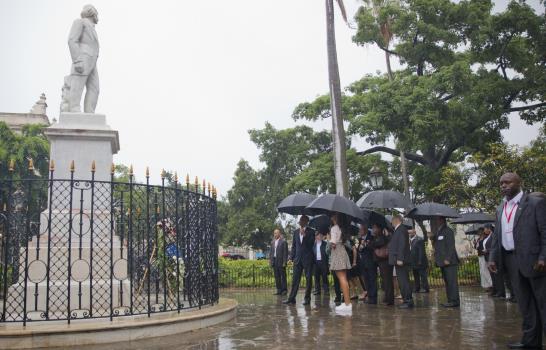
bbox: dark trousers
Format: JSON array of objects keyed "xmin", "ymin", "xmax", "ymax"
[
  {"xmin": 378, "ymin": 260, "xmax": 394, "ymax": 304},
  {"xmin": 362, "ymin": 263, "xmax": 378, "ymax": 303},
  {"xmin": 441, "ymin": 265, "xmax": 460, "ymax": 304},
  {"xmin": 503, "ymin": 250, "xmax": 546, "ymax": 347},
  {"xmin": 412, "ymin": 267, "xmax": 430, "ymax": 292},
  {"xmin": 272, "ymin": 259, "xmax": 287, "ymax": 293},
  {"xmin": 288, "ymin": 261, "xmax": 313, "ymax": 302},
  {"xmin": 332, "ymin": 272, "xmax": 342, "ymax": 301},
  {"xmin": 395, "ymin": 265, "xmax": 413, "ymax": 303},
  {"xmin": 313, "ymin": 260, "xmax": 329, "ymax": 294}
]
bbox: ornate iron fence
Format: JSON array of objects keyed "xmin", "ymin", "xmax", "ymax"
[{"xmin": 0, "ymin": 166, "xmax": 218, "ymax": 325}]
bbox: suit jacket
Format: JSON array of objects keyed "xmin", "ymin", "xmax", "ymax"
[
  {"xmin": 433, "ymin": 224, "xmax": 459, "ymax": 267},
  {"xmin": 358, "ymin": 233, "xmax": 376, "ymax": 269},
  {"xmin": 388, "ymin": 225, "xmax": 411, "ymax": 266},
  {"xmin": 312, "ymin": 240, "xmax": 328, "ymax": 264},
  {"xmin": 68, "ymin": 18, "xmax": 99, "ymax": 75},
  {"xmin": 290, "ymin": 227, "xmax": 315, "ymax": 266},
  {"xmin": 490, "ymin": 193, "xmax": 546, "ymax": 278},
  {"xmin": 269, "ymin": 238, "xmax": 288, "ymax": 267},
  {"xmin": 483, "ymin": 235, "xmax": 493, "ymax": 261},
  {"xmin": 410, "ymin": 236, "xmax": 427, "ymax": 268}
]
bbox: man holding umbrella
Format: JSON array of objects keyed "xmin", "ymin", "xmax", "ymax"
[
  {"xmin": 389, "ymin": 215, "xmax": 413, "ymax": 308},
  {"xmin": 284, "ymin": 215, "xmax": 315, "ymax": 305},
  {"xmin": 432, "ymin": 216, "xmax": 460, "ymax": 307}
]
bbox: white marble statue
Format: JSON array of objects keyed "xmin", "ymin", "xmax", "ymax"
[{"xmin": 62, "ymin": 5, "xmax": 100, "ymax": 113}]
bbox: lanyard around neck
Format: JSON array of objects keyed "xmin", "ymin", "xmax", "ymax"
[{"xmin": 503, "ymin": 201, "xmax": 518, "ymax": 223}]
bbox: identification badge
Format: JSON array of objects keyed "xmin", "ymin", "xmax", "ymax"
[{"xmin": 438, "ymin": 236, "xmax": 444, "ymax": 240}]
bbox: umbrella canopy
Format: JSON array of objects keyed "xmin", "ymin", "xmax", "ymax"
[
  {"xmin": 465, "ymin": 223, "xmax": 485, "ymax": 235},
  {"xmin": 357, "ymin": 190, "xmax": 413, "ymax": 209},
  {"xmin": 304, "ymin": 194, "xmax": 366, "ymax": 223},
  {"xmin": 308, "ymin": 214, "xmax": 359, "ymax": 235},
  {"xmin": 277, "ymin": 193, "xmax": 317, "ymax": 215},
  {"xmin": 406, "ymin": 202, "xmax": 461, "ymax": 220},
  {"xmin": 451, "ymin": 212, "xmax": 495, "ymax": 224}
]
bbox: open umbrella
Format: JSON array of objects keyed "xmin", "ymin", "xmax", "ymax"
[
  {"xmin": 277, "ymin": 193, "xmax": 317, "ymax": 215},
  {"xmin": 451, "ymin": 212, "xmax": 495, "ymax": 224},
  {"xmin": 406, "ymin": 202, "xmax": 460, "ymax": 220},
  {"xmin": 357, "ymin": 190, "xmax": 413, "ymax": 209},
  {"xmin": 304, "ymin": 194, "xmax": 366, "ymax": 223}
]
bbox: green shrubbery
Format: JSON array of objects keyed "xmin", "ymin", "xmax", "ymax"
[{"xmin": 219, "ymin": 255, "xmax": 480, "ymax": 289}]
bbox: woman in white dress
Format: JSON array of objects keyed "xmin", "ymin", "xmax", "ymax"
[
  {"xmin": 329, "ymin": 213, "xmax": 353, "ymax": 314},
  {"xmin": 475, "ymin": 227, "xmax": 493, "ymax": 289}
]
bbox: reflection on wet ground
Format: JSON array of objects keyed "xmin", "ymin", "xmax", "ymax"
[{"xmin": 44, "ymin": 287, "xmax": 527, "ymax": 350}]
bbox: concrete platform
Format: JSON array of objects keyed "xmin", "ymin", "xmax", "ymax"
[{"xmin": 0, "ymin": 298, "xmax": 237, "ymax": 349}]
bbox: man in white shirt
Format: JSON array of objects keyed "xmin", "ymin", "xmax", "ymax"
[
  {"xmin": 312, "ymin": 232, "xmax": 329, "ymax": 296},
  {"xmin": 270, "ymin": 229, "xmax": 288, "ymax": 295},
  {"xmin": 488, "ymin": 173, "xmax": 546, "ymax": 349}
]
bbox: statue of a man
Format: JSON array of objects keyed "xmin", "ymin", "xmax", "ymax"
[{"xmin": 63, "ymin": 5, "xmax": 100, "ymax": 114}]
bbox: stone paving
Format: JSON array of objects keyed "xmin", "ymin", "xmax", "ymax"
[{"xmin": 40, "ymin": 287, "xmax": 532, "ymax": 350}]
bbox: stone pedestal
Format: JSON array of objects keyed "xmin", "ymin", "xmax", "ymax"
[
  {"xmin": 45, "ymin": 113, "xmax": 120, "ymax": 182},
  {"xmin": 6, "ymin": 113, "xmax": 129, "ymax": 319}
]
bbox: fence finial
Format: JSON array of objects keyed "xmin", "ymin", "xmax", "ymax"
[
  {"xmin": 174, "ymin": 172, "xmax": 178, "ymax": 183},
  {"xmin": 161, "ymin": 169, "xmax": 166, "ymax": 179},
  {"xmin": 8, "ymin": 159, "xmax": 15, "ymax": 172},
  {"xmin": 195, "ymin": 176, "xmax": 199, "ymax": 190},
  {"xmin": 129, "ymin": 164, "xmax": 134, "ymax": 176},
  {"xmin": 49, "ymin": 160, "xmax": 55, "ymax": 171},
  {"xmin": 186, "ymin": 174, "xmax": 190, "ymax": 188},
  {"xmin": 91, "ymin": 160, "xmax": 96, "ymax": 172},
  {"xmin": 202, "ymin": 179, "xmax": 206, "ymax": 194},
  {"xmin": 70, "ymin": 160, "xmax": 75, "ymax": 173},
  {"xmin": 28, "ymin": 158, "xmax": 34, "ymax": 171},
  {"xmin": 111, "ymin": 163, "xmax": 115, "ymax": 175},
  {"xmin": 146, "ymin": 167, "xmax": 150, "ymax": 178}
]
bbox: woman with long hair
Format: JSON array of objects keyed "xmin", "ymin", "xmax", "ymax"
[
  {"xmin": 371, "ymin": 223, "xmax": 394, "ymax": 306},
  {"xmin": 329, "ymin": 212, "xmax": 353, "ymax": 314}
]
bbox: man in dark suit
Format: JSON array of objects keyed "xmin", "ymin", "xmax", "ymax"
[
  {"xmin": 409, "ymin": 229, "xmax": 429, "ymax": 293},
  {"xmin": 488, "ymin": 173, "xmax": 546, "ymax": 349},
  {"xmin": 358, "ymin": 225, "xmax": 378, "ymax": 304},
  {"xmin": 484, "ymin": 223, "xmax": 515, "ymax": 301},
  {"xmin": 312, "ymin": 232, "xmax": 329, "ymax": 295},
  {"xmin": 270, "ymin": 229, "xmax": 289, "ymax": 295},
  {"xmin": 389, "ymin": 215, "xmax": 413, "ymax": 308},
  {"xmin": 284, "ymin": 215, "xmax": 315, "ymax": 305},
  {"xmin": 432, "ymin": 216, "xmax": 460, "ymax": 307}
]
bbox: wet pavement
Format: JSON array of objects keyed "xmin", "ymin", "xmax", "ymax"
[{"xmin": 42, "ymin": 287, "xmax": 532, "ymax": 350}]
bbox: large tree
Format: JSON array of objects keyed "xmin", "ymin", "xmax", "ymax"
[{"xmin": 294, "ymin": 0, "xmax": 545, "ymax": 201}]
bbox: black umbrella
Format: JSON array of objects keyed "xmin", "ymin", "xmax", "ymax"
[
  {"xmin": 451, "ymin": 212, "xmax": 495, "ymax": 224},
  {"xmin": 304, "ymin": 194, "xmax": 366, "ymax": 223},
  {"xmin": 308, "ymin": 214, "xmax": 359, "ymax": 235},
  {"xmin": 357, "ymin": 190, "xmax": 413, "ymax": 209},
  {"xmin": 277, "ymin": 193, "xmax": 317, "ymax": 215},
  {"xmin": 465, "ymin": 223, "xmax": 485, "ymax": 235},
  {"xmin": 406, "ymin": 202, "xmax": 461, "ymax": 220}
]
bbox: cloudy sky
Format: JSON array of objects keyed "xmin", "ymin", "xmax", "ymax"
[{"xmin": 0, "ymin": 0, "xmax": 542, "ymax": 194}]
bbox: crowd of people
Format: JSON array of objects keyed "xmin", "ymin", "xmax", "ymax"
[{"xmin": 269, "ymin": 172, "xmax": 546, "ymax": 349}]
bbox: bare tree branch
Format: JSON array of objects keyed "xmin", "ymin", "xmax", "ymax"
[
  {"xmin": 357, "ymin": 146, "xmax": 428, "ymax": 165},
  {"xmin": 507, "ymin": 102, "xmax": 546, "ymax": 112}
]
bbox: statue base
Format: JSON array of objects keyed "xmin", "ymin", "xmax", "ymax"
[{"xmin": 45, "ymin": 113, "xmax": 120, "ymax": 182}]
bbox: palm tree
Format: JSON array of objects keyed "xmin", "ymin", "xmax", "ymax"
[{"xmin": 326, "ymin": 0, "xmax": 349, "ymax": 197}]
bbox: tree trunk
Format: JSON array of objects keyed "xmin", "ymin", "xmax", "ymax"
[
  {"xmin": 385, "ymin": 51, "xmax": 394, "ymax": 80},
  {"xmin": 326, "ymin": 0, "xmax": 349, "ymax": 197},
  {"xmin": 400, "ymin": 150, "xmax": 410, "ymax": 199}
]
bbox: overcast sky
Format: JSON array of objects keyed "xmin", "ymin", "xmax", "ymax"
[{"xmin": 0, "ymin": 0, "xmax": 542, "ymax": 194}]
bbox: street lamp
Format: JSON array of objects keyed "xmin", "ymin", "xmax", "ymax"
[{"xmin": 369, "ymin": 166, "xmax": 383, "ymax": 189}]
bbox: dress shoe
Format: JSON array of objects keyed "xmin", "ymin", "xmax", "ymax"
[
  {"xmin": 507, "ymin": 342, "xmax": 542, "ymax": 349},
  {"xmin": 508, "ymin": 296, "xmax": 517, "ymax": 303},
  {"xmin": 302, "ymin": 300, "xmax": 311, "ymax": 305},
  {"xmin": 398, "ymin": 302, "xmax": 413, "ymax": 309},
  {"xmin": 281, "ymin": 290, "xmax": 288, "ymax": 296},
  {"xmin": 494, "ymin": 294, "xmax": 506, "ymax": 299},
  {"xmin": 440, "ymin": 302, "xmax": 460, "ymax": 308},
  {"xmin": 312, "ymin": 291, "xmax": 320, "ymax": 296},
  {"xmin": 282, "ymin": 299, "xmax": 296, "ymax": 305}
]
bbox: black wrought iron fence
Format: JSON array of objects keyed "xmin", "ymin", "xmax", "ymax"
[{"xmin": 0, "ymin": 166, "xmax": 218, "ymax": 325}]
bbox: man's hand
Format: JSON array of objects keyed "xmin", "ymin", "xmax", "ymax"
[
  {"xmin": 396, "ymin": 260, "xmax": 403, "ymax": 266},
  {"xmin": 443, "ymin": 260, "xmax": 450, "ymax": 266},
  {"xmin": 534, "ymin": 260, "xmax": 546, "ymax": 272},
  {"xmin": 74, "ymin": 60, "xmax": 84, "ymax": 74},
  {"xmin": 488, "ymin": 261, "xmax": 497, "ymax": 273}
]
